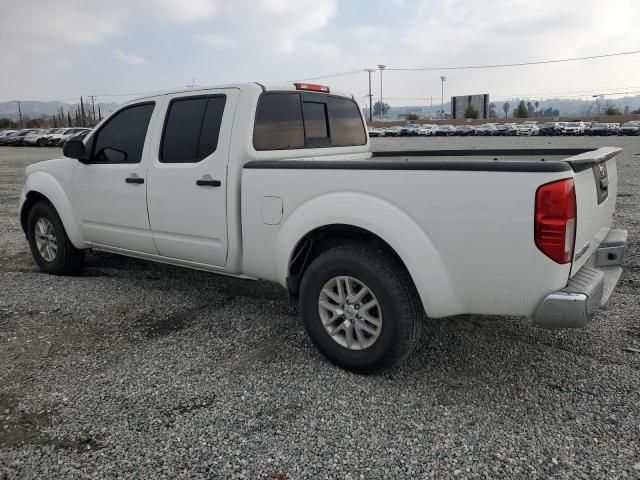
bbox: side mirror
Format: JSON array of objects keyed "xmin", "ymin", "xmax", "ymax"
[{"xmin": 63, "ymin": 140, "xmax": 88, "ymax": 162}]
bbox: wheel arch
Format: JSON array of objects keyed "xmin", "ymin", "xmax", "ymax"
[
  {"xmin": 21, "ymin": 172, "xmax": 84, "ymax": 249},
  {"xmin": 278, "ymin": 192, "xmax": 462, "ymax": 318}
]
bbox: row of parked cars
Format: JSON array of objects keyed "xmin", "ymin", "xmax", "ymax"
[
  {"xmin": 368, "ymin": 120, "xmax": 640, "ymax": 138},
  {"xmin": 0, "ymin": 127, "xmax": 91, "ymax": 147}
]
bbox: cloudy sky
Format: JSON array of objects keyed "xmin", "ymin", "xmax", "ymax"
[{"xmin": 2, "ymin": 0, "xmax": 640, "ymax": 107}]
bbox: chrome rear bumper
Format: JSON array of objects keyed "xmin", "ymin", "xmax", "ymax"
[{"xmin": 533, "ymin": 229, "xmax": 627, "ymax": 329}]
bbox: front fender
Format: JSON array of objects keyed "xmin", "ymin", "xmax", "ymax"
[
  {"xmin": 276, "ymin": 191, "xmax": 462, "ymax": 318},
  {"xmin": 21, "ymin": 171, "xmax": 84, "ymax": 249}
]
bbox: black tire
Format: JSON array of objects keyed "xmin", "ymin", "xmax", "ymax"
[
  {"xmin": 299, "ymin": 242, "xmax": 423, "ymax": 373},
  {"xmin": 27, "ymin": 201, "xmax": 85, "ymax": 275}
]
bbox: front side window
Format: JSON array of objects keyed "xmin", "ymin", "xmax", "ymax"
[
  {"xmin": 253, "ymin": 92, "xmax": 366, "ymax": 151},
  {"xmin": 92, "ymin": 103, "xmax": 155, "ymax": 164},
  {"xmin": 160, "ymin": 95, "xmax": 226, "ymax": 163}
]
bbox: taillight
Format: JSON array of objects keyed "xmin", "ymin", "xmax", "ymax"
[
  {"xmin": 294, "ymin": 83, "xmax": 330, "ymax": 93},
  {"xmin": 534, "ymin": 178, "xmax": 576, "ymax": 264}
]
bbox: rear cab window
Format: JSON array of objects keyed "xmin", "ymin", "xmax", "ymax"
[{"xmin": 253, "ymin": 92, "xmax": 366, "ymax": 151}]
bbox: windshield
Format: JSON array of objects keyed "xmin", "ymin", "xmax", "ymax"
[
  {"xmin": 567, "ymin": 122, "xmax": 581, "ymax": 127},
  {"xmin": 594, "ymin": 123, "xmax": 608, "ymax": 127},
  {"xmin": 542, "ymin": 122, "xmax": 555, "ymax": 127},
  {"xmin": 623, "ymin": 121, "xmax": 638, "ymax": 127}
]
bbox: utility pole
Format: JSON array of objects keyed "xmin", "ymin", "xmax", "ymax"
[
  {"xmin": 440, "ymin": 76, "xmax": 446, "ymax": 119},
  {"xmin": 377, "ymin": 65, "xmax": 386, "ymax": 120},
  {"xmin": 365, "ymin": 68, "xmax": 375, "ymax": 122},
  {"xmin": 15, "ymin": 101, "xmax": 23, "ymax": 128}
]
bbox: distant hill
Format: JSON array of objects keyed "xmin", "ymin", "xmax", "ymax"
[{"xmin": 0, "ymin": 101, "xmax": 118, "ymax": 119}]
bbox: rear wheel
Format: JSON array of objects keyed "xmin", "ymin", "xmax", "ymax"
[
  {"xmin": 27, "ymin": 201, "xmax": 85, "ymax": 275},
  {"xmin": 299, "ymin": 243, "xmax": 423, "ymax": 373}
]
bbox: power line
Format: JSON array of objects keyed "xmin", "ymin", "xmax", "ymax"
[
  {"xmin": 385, "ymin": 49, "xmax": 640, "ymax": 71},
  {"xmin": 288, "ymin": 68, "xmax": 366, "ymax": 82}
]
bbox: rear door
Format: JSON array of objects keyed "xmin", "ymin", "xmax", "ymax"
[
  {"xmin": 570, "ymin": 152, "xmax": 619, "ymax": 275},
  {"xmin": 146, "ymin": 88, "xmax": 239, "ymax": 266}
]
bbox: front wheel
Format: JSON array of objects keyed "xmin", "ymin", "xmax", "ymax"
[
  {"xmin": 27, "ymin": 201, "xmax": 85, "ymax": 275},
  {"xmin": 299, "ymin": 243, "xmax": 423, "ymax": 373}
]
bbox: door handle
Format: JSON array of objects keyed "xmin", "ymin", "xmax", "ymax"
[
  {"xmin": 125, "ymin": 175, "xmax": 144, "ymax": 184},
  {"xmin": 196, "ymin": 177, "xmax": 221, "ymax": 187}
]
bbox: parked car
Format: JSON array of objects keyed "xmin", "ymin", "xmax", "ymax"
[
  {"xmin": 400, "ymin": 124, "xmax": 420, "ymax": 136},
  {"xmin": 495, "ymin": 123, "xmax": 516, "ymax": 136},
  {"xmin": 539, "ymin": 122, "xmax": 560, "ymax": 136},
  {"xmin": 588, "ymin": 123, "xmax": 616, "ymax": 136},
  {"xmin": 384, "ymin": 126, "xmax": 402, "ymax": 137},
  {"xmin": 0, "ymin": 130, "xmax": 22, "ymax": 145},
  {"xmin": 417, "ymin": 125, "xmax": 436, "ymax": 136},
  {"xmin": 0, "ymin": 128, "xmax": 39, "ymax": 146},
  {"xmin": 23, "ymin": 129, "xmax": 52, "ymax": 146},
  {"xmin": 434, "ymin": 124, "xmax": 457, "ymax": 136},
  {"xmin": 60, "ymin": 129, "xmax": 91, "ymax": 147},
  {"xmin": 455, "ymin": 125, "xmax": 475, "ymax": 136},
  {"xmin": 0, "ymin": 129, "xmax": 18, "ymax": 138},
  {"xmin": 620, "ymin": 121, "xmax": 640, "ymax": 135},
  {"xmin": 517, "ymin": 123, "xmax": 540, "ymax": 136},
  {"xmin": 368, "ymin": 127, "xmax": 384, "ymax": 137},
  {"xmin": 563, "ymin": 122, "xmax": 586, "ymax": 136},
  {"xmin": 19, "ymin": 82, "xmax": 627, "ymax": 372},
  {"xmin": 475, "ymin": 123, "xmax": 498, "ymax": 136},
  {"xmin": 608, "ymin": 123, "xmax": 621, "ymax": 135},
  {"xmin": 48, "ymin": 128, "xmax": 91, "ymax": 146}
]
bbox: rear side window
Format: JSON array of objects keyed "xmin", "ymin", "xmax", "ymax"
[
  {"xmin": 253, "ymin": 93, "xmax": 305, "ymax": 150},
  {"xmin": 161, "ymin": 95, "xmax": 226, "ymax": 163},
  {"xmin": 253, "ymin": 92, "xmax": 367, "ymax": 151},
  {"xmin": 92, "ymin": 103, "xmax": 155, "ymax": 164}
]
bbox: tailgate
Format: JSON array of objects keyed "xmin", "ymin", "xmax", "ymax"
[{"xmin": 568, "ymin": 147, "xmax": 621, "ymax": 276}]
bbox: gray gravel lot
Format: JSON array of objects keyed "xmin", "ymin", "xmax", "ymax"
[{"xmin": 1, "ymin": 138, "xmax": 639, "ymax": 479}]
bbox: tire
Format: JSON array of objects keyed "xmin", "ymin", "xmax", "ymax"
[
  {"xmin": 27, "ymin": 201, "xmax": 85, "ymax": 275},
  {"xmin": 299, "ymin": 242, "xmax": 423, "ymax": 373}
]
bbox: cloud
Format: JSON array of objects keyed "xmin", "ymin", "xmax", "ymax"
[
  {"xmin": 198, "ymin": 33, "xmax": 237, "ymax": 49},
  {"xmin": 114, "ymin": 49, "xmax": 150, "ymax": 66}
]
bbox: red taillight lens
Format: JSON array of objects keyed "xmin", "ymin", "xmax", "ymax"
[
  {"xmin": 534, "ymin": 178, "xmax": 576, "ymax": 264},
  {"xmin": 294, "ymin": 82, "xmax": 330, "ymax": 93}
]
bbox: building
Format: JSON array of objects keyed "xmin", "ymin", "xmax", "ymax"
[{"xmin": 451, "ymin": 94, "xmax": 490, "ymax": 119}]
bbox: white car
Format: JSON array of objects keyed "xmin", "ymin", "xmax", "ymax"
[
  {"xmin": 23, "ymin": 129, "xmax": 53, "ymax": 146},
  {"xmin": 417, "ymin": 125, "xmax": 436, "ymax": 136},
  {"xmin": 0, "ymin": 129, "xmax": 18, "ymax": 138},
  {"xmin": 517, "ymin": 123, "xmax": 540, "ymax": 136},
  {"xmin": 562, "ymin": 122, "xmax": 586, "ymax": 136},
  {"xmin": 20, "ymin": 82, "xmax": 627, "ymax": 372}
]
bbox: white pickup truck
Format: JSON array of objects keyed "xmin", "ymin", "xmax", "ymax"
[{"xmin": 20, "ymin": 82, "xmax": 627, "ymax": 372}]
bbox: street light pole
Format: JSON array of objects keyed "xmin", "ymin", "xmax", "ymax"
[
  {"xmin": 378, "ymin": 64, "xmax": 386, "ymax": 120},
  {"xmin": 593, "ymin": 94, "xmax": 601, "ymax": 116},
  {"xmin": 365, "ymin": 68, "xmax": 375, "ymax": 122},
  {"xmin": 440, "ymin": 76, "xmax": 446, "ymax": 119}
]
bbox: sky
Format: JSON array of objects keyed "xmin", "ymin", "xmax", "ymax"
[{"xmin": 1, "ymin": 0, "xmax": 640, "ymax": 108}]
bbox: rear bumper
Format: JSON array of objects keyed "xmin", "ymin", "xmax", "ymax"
[{"xmin": 533, "ymin": 228, "xmax": 627, "ymax": 329}]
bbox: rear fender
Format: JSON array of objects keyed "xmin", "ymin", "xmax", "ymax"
[{"xmin": 277, "ymin": 192, "xmax": 462, "ymax": 318}]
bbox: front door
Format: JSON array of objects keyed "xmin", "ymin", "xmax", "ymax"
[
  {"xmin": 73, "ymin": 100, "xmax": 159, "ymax": 253},
  {"xmin": 146, "ymin": 89, "xmax": 238, "ymax": 266}
]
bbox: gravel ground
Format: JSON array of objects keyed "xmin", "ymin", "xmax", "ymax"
[{"xmin": 1, "ymin": 138, "xmax": 639, "ymax": 479}]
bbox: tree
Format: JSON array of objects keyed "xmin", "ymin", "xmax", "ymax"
[
  {"xmin": 406, "ymin": 113, "xmax": 419, "ymax": 120},
  {"xmin": 534, "ymin": 101, "xmax": 539, "ymax": 116},
  {"xmin": 488, "ymin": 102, "xmax": 497, "ymax": 118},
  {"xmin": 464, "ymin": 104, "xmax": 479, "ymax": 119},
  {"xmin": 502, "ymin": 102, "xmax": 510, "ymax": 118},
  {"xmin": 604, "ymin": 100, "xmax": 621, "ymax": 115},
  {"xmin": 373, "ymin": 101, "xmax": 390, "ymax": 117},
  {"xmin": 624, "ymin": 105, "xmax": 630, "ymax": 115},
  {"xmin": 515, "ymin": 100, "xmax": 529, "ymax": 118}
]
